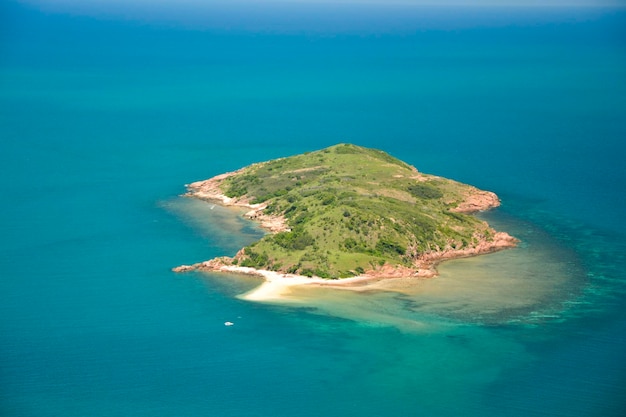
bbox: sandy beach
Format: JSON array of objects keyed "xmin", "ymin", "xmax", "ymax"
[
  {"xmin": 175, "ymin": 261, "xmax": 395, "ymax": 302},
  {"xmin": 175, "ymin": 165, "xmax": 518, "ymax": 302}
]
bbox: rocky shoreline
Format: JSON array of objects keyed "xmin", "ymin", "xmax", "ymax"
[
  {"xmin": 174, "ymin": 171, "xmax": 518, "ymax": 286},
  {"xmin": 172, "ymin": 231, "xmax": 518, "ymax": 283},
  {"xmin": 184, "ymin": 170, "xmax": 289, "ymax": 233}
]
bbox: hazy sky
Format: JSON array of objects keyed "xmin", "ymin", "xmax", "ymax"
[
  {"xmin": 17, "ymin": 0, "xmax": 626, "ymax": 8},
  {"xmin": 12, "ymin": 0, "xmax": 626, "ymax": 33},
  {"xmin": 20, "ymin": 0, "xmax": 626, "ymax": 7}
]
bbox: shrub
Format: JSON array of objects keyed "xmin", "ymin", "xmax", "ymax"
[
  {"xmin": 343, "ymin": 237, "xmax": 358, "ymax": 250},
  {"xmin": 320, "ymin": 193, "xmax": 336, "ymax": 205},
  {"xmin": 240, "ymin": 249, "xmax": 269, "ymax": 268},
  {"xmin": 407, "ymin": 183, "xmax": 443, "ymax": 200},
  {"xmin": 334, "ymin": 144, "xmax": 360, "ymax": 154},
  {"xmin": 314, "ymin": 269, "xmax": 331, "ymax": 279},
  {"xmin": 444, "ymin": 210, "xmax": 469, "ymax": 223},
  {"xmin": 225, "ymin": 184, "xmax": 248, "ymax": 198},
  {"xmin": 251, "ymin": 188, "xmax": 288, "ymax": 204},
  {"xmin": 376, "ymin": 238, "xmax": 406, "ymax": 256},
  {"xmin": 339, "ymin": 270, "xmax": 357, "ymax": 278},
  {"xmin": 273, "ymin": 229, "xmax": 314, "ymax": 251},
  {"xmin": 292, "ymin": 212, "xmax": 312, "ymax": 226},
  {"xmin": 224, "ymin": 173, "xmax": 262, "ymax": 198},
  {"xmin": 300, "ymin": 268, "xmax": 315, "ymax": 277}
]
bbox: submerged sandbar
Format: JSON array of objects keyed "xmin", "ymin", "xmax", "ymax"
[{"xmin": 174, "ymin": 144, "xmax": 517, "ymax": 297}]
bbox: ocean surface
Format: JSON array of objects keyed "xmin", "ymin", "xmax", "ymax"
[{"xmin": 1, "ymin": 2, "xmax": 625, "ymax": 416}]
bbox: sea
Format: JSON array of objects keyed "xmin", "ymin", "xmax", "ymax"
[{"xmin": 1, "ymin": 2, "xmax": 625, "ymax": 416}]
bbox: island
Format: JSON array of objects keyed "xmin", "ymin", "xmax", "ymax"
[{"xmin": 173, "ymin": 144, "xmax": 517, "ymax": 290}]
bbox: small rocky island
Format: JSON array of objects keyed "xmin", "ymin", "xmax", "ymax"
[{"xmin": 174, "ymin": 144, "xmax": 517, "ymax": 283}]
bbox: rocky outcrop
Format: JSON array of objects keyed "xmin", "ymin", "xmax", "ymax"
[
  {"xmin": 242, "ymin": 208, "xmax": 290, "ymax": 234},
  {"xmin": 414, "ymin": 231, "xmax": 517, "ymax": 271},
  {"xmin": 184, "ymin": 170, "xmax": 290, "ymax": 233},
  {"xmin": 451, "ymin": 188, "xmax": 501, "ymax": 213}
]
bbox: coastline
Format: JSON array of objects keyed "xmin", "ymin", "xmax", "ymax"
[
  {"xmin": 173, "ymin": 259, "xmax": 421, "ymax": 302},
  {"xmin": 173, "ymin": 230, "xmax": 517, "ymax": 302},
  {"xmin": 184, "ymin": 170, "xmax": 290, "ymax": 233},
  {"xmin": 174, "ymin": 171, "xmax": 518, "ymax": 302}
]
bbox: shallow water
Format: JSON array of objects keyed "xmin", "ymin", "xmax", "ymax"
[
  {"xmin": 181, "ymin": 200, "xmax": 584, "ymax": 331},
  {"xmin": 1, "ymin": 3, "xmax": 625, "ymax": 416}
]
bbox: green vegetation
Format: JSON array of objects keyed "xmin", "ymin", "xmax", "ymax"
[
  {"xmin": 220, "ymin": 143, "xmax": 497, "ymax": 279},
  {"xmin": 407, "ymin": 183, "xmax": 443, "ymax": 199}
]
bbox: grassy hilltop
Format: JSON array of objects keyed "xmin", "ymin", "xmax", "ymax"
[{"xmin": 186, "ymin": 144, "xmax": 511, "ymax": 279}]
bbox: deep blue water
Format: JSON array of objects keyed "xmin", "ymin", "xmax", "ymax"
[{"xmin": 1, "ymin": 2, "xmax": 625, "ymax": 416}]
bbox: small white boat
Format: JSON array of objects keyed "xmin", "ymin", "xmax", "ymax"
[{"xmin": 224, "ymin": 321, "xmax": 234, "ymax": 326}]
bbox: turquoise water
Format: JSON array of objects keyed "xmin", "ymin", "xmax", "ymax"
[{"xmin": 1, "ymin": 2, "xmax": 626, "ymax": 416}]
